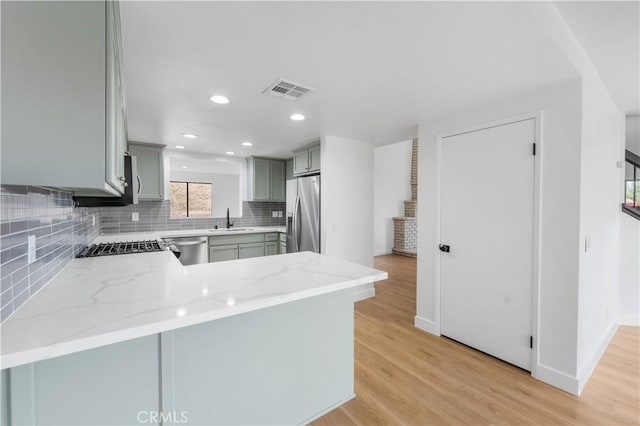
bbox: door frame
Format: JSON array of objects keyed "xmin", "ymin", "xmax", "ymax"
[{"xmin": 434, "ymin": 111, "xmax": 543, "ymax": 376}]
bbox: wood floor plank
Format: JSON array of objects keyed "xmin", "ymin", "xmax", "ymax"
[{"xmin": 312, "ymin": 255, "xmax": 640, "ymax": 426}]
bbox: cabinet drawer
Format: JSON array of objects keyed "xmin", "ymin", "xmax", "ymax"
[
  {"xmin": 279, "ymin": 232, "xmax": 287, "ymax": 243},
  {"xmin": 265, "ymin": 233, "xmax": 279, "ymax": 242},
  {"xmin": 209, "ymin": 234, "xmax": 265, "ymax": 246}
]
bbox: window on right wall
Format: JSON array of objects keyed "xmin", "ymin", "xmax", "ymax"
[{"xmin": 170, "ymin": 181, "xmax": 212, "ymax": 218}]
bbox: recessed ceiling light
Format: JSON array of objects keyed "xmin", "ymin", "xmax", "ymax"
[
  {"xmin": 174, "ymin": 145, "xmax": 186, "ymax": 149},
  {"xmin": 182, "ymin": 166, "xmax": 187, "ymax": 169},
  {"xmin": 182, "ymin": 133, "xmax": 198, "ymax": 139},
  {"xmin": 241, "ymin": 142, "xmax": 253, "ymax": 147},
  {"xmin": 290, "ymin": 113, "xmax": 305, "ymax": 121},
  {"xmin": 210, "ymin": 95, "xmax": 229, "ymax": 104},
  {"xmin": 225, "ymin": 151, "xmax": 235, "ymax": 155}
]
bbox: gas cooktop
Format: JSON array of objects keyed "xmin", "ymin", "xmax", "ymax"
[{"xmin": 78, "ymin": 240, "xmax": 166, "ymax": 258}]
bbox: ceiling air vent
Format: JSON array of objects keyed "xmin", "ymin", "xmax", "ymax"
[{"xmin": 263, "ymin": 79, "xmax": 314, "ymax": 101}]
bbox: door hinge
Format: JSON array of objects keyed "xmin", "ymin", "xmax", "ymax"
[
  {"xmin": 530, "ymin": 336, "xmax": 533, "ymax": 349},
  {"xmin": 532, "ymin": 143, "xmax": 537, "ymax": 156}
]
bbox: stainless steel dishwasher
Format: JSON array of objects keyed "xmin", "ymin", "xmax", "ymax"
[{"xmin": 163, "ymin": 236, "xmax": 208, "ymax": 265}]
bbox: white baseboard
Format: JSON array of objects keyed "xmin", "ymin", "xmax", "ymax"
[
  {"xmin": 374, "ymin": 250, "xmax": 392, "ymax": 257},
  {"xmin": 534, "ymin": 322, "xmax": 619, "ymax": 396},
  {"xmin": 414, "ymin": 315, "xmax": 440, "ymax": 336},
  {"xmin": 618, "ymin": 313, "xmax": 640, "ymax": 326},
  {"xmin": 577, "ymin": 323, "xmax": 618, "ymax": 395},
  {"xmin": 299, "ymin": 393, "xmax": 356, "ymax": 425},
  {"xmin": 534, "ymin": 364, "xmax": 579, "ymax": 395},
  {"xmin": 354, "ymin": 284, "xmax": 375, "ymax": 302}
]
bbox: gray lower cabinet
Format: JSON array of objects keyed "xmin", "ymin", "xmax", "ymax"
[
  {"xmin": 128, "ymin": 142, "xmax": 165, "ymax": 200},
  {"xmin": 209, "ymin": 232, "xmax": 283, "ymax": 262},
  {"xmin": 239, "ymin": 242, "xmax": 265, "ymax": 259},
  {"xmin": 279, "ymin": 232, "xmax": 287, "ymax": 254},
  {"xmin": 209, "ymin": 244, "xmax": 239, "ymax": 263},
  {"xmin": 1, "ymin": 291, "xmax": 355, "ymax": 425},
  {"xmin": 4, "ymin": 335, "xmax": 160, "ymax": 425},
  {"xmin": 265, "ymin": 241, "xmax": 279, "ymax": 256}
]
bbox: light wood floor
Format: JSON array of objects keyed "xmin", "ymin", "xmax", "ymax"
[{"xmin": 313, "ymin": 254, "xmax": 640, "ymax": 426}]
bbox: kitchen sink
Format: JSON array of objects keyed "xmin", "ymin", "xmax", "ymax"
[{"xmin": 209, "ymin": 228, "xmax": 254, "ymax": 232}]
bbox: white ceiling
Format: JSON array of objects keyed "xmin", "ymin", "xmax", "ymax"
[
  {"xmin": 120, "ymin": 1, "xmax": 587, "ymax": 157},
  {"xmin": 555, "ymin": 1, "xmax": 639, "ymax": 115}
]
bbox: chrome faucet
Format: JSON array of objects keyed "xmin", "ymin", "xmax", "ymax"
[{"xmin": 226, "ymin": 207, "xmax": 234, "ymax": 229}]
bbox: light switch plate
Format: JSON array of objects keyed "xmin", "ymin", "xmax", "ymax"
[{"xmin": 132, "ymin": 212, "xmax": 139, "ymax": 222}]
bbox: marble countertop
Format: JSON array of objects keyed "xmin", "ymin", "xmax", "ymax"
[
  {"xmin": 0, "ymin": 248, "xmax": 387, "ymax": 369},
  {"xmin": 93, "ymin": 226, "xmax": 287, "ymax": 243}
]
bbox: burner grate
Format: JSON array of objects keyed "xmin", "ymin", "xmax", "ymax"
[{"xmin": 78, "ymin": 240, "xmax": 165, "ymax": 258}]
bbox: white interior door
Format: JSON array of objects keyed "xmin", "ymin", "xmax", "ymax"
[{"xmin": 440, "ymin": 118, "xmax": 535, "ymax": 371}]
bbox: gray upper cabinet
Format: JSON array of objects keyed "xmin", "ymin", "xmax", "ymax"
[
  {"xmin": 309, "ymin": 144, "xmax": 321, "ymax": 173},
  {"xmin": 293, "ymin": 150, "xmax": 310, "ymax": 176},
  {"xmin": 238, "ymin": 243, "xmax": 265, "ymax": 259},
  {"xmin": 128, "ymin": 142, "xmax": 165, "ymax": 200},
  {"xmin": 293, "ymin": 142, "xmax": 321, "ymax": 176},
  {"xmin": 286, "ymin": 159, "xmax": 294, "ymax": 180},
  {"xmin": 247, "ymin": 157, "xmax": 286, "ymax": 202},
  {"xmin": 1, "ymin": 1, "xmax": 128, "ymax": 196},
  {"xmin": 252, "ymin": 158, "xmax": 271, "ymax": 201},
  {"xmin": 270, "ymin": 161, "xmax": 286, "ymax": 201}
]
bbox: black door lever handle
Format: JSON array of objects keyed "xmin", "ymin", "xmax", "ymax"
[{"xmin": 439, "ymin": 244, "xmax": 450, "ymax": 253}]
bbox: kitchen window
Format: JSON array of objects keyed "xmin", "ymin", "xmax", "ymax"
[{"xmin": 170, "ymin": 181, "xmax": 212, "ymax": 218}]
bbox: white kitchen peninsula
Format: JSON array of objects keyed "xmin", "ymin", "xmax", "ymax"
[{"xmin": 0, "ymin": 251, "xmax": 387, "ymax": 425}]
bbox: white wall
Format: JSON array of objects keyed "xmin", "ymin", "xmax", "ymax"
[
  {"xmin": 626, "ymin": 116, "xmax": 640, "ymax": 154},
  {"xmin": 619, "ymin": 213, "xmax": 640, "ymax": 325},
  {"xmin": 163, "ymin": 150, "xmax": 245, "ymax": 217},
  {"xmin": 576, "ymin": 73, "xmax": 625, "ymax": 392},
  {"xmin": 416, "ymin": 79, "xmax": 584, "ymax": 392},
  {"xmin": 321, "ymin": 135, "xmax": 374, "ymax": 268},
  {"xmin": 619, "ymin": 115, "xmax": 640, "ymax": 326},
  {"xmin": 373, "ymin": 140, "xmax": 413, "ymax": 256}
]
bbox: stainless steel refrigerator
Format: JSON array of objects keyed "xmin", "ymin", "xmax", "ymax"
[{"xmin": 286, "ymin": 175, "xmax": 320, "ymax": 253}]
